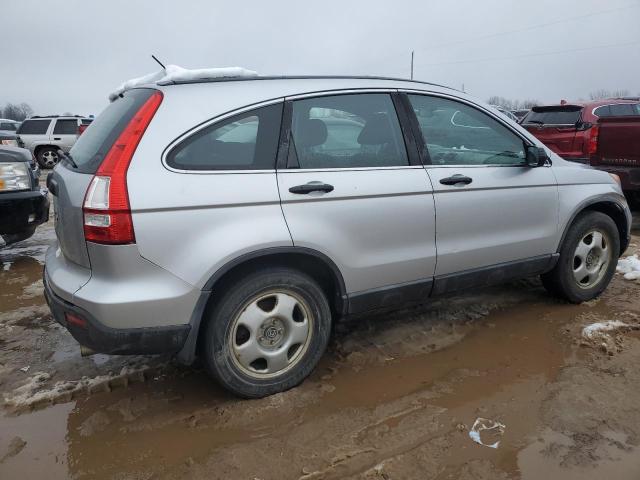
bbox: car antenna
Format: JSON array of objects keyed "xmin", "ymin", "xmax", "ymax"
[{"xmin": 151, "ymin": 54, "xmax": 166, "ymax": 70}]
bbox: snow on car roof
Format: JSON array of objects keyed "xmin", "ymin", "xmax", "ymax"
[{"xmin": 109, "ymin": 65, "xmax": 258, "ymax": 101}]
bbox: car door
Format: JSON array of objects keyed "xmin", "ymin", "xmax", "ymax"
[
  {"xmin": 277, "ymin": 92, "xmax": 437, "ymax": 313},
  {"xmin": 403, "ymin": 93, "xmax": 559, "ymax": 292},
  {"xmin": 51, "ymin": 118, "xmax": 79, "ymax": 152}
]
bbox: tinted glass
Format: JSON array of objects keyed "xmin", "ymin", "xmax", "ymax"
[
  {"xmin": 70, "ymin": 88, "xmax": 155, "ymax": 173},
  {"xmin": 593, "ymin": 105, "xmax": 611, "ymax": 118},
  {"xmin": 167, "ymin": 103, "xmax": 282, "ymax": 170},
  {"xmin": 53, "ymin": 119, "xmax": 78, "ymax": 134},
  {"xmin": 408, "ymin": 94, "xmax": 526, "ymax": 166},
  {"xmin": 609, "ymin": 104, "xmax": 635, "ymax": 116},
  {"xmin": 81, "ymin": 119, "xmax": 93, "ymax": 125},
  {"xmin": 289, "ymin": 94, "xmax": 408, "ymax": 169},
  {"xmin": 0, "ymin": 122, "xmax": 17, "ymax": 131},
  {"xmin": 17, "ymin": 119, "xmax": 50, "ymax": 135},
  {"xmin": 522, "ymin": 109, "xmax": 581, "ymax": 125}
]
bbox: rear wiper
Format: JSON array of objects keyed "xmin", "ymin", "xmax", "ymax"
[{"xmin": 58, "ymin": 149, "xmax": 78, "ymax": 169}]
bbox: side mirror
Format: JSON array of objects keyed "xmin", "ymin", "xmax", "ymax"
[{"xmin": 525, "ymin": 146, "xmax": 550, "ymax": 167}]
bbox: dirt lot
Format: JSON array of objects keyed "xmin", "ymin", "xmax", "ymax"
[{"xmin": 1, "ymin": 198, "xmax": 639, "ymax": 480}]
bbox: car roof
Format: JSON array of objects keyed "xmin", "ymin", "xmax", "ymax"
[
  {"xmin": 148, "ymin": 75, "xmax": 463, "ymax": 109},
  {"xmin": 533, "ymin": 98, "xmax": 639, "ymax": 110},
  {"xmin": 26, "ymin": 115, "xmax": 89, "ymax": 120},
  {"xmin": 156, "ymin": 74, "xmax": 456, "ymax": 91},
  {"xmin": 0, "ymin": 118, "xmax": 20, "ymax": 123}
]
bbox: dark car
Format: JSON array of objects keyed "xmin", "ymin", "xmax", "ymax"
[
  {"xmin": 0, "ymin": 146, "xmax": 50, "ymax": 247},
  {"xmin": 520, "ymin": 99, "xmax": 640, "ymax": 163}
]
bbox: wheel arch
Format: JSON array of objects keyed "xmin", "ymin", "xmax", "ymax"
[
  {"xmin": 558, "ymin": 196, "xmax": 630, "ymax": 256},
  {"xmin": 34, "ymin": 144, "xmax": 59, "ymax": 156},
  {"xmin": 175, "ymin": 247, "xmax": 348, "ymax": 365}
]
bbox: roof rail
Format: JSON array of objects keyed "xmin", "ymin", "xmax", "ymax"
[
  {"xmin": 156, "ymin": 75, "xmax": 457, "ymax": 91},
  {"xmin": 30, "ymin": 114, "xmax": 86, "ymax": 119}
]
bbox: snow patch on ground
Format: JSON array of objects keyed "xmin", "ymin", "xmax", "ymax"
[
  {"xmin": 3, "ymin": 365, "xmax": 151, "ymax": 411},
  {"xmin": 617, "ymin": 255, "xmax": 640, "ymax": 281},
  {"xmin": 109, "ymin": 65, "xmax": 258, "ymax": 100},
  {"xmin": 582, "ymin": 320, "xmax": 629, "ymax": 339}
]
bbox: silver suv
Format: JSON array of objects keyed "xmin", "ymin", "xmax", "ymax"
[
  {"xmin": 17, "ymin": 115, "xmax": 92, "ymax": 168},
  {"xmin": 43, "ymin": 75, "xmax": 631, "ymax": 398}
]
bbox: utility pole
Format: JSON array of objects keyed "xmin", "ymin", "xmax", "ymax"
[{"xmin": 410, "ymin": 51, "xmax": 414, "ymax": 80}]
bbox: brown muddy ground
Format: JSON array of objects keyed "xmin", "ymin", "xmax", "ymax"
[{"xmin": 1, "ymin": 196, "xmax": 639, "ymax": 479}]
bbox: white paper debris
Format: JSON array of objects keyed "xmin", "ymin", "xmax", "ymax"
[
  {"xmin": 19, "ymin": 366, "xmax": 30, "ymax": 373},
  {"xmin": 109, "ymin": 65, "xmax": 258, "ymax": 100},
  {"xmin": 617, "ymin": 255, "xmax": 640, "ymax": 281},
  {"xmin": 469, "ymin": 417, "xmax": 506, "ymax": 449},
  {"xmin": 582, "ymin": 320, "xmax": 629, "ymax": 339}
]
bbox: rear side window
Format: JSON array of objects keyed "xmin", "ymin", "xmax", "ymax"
[
  {"xmin": 17, "ymin": 119, "xmax": 50, "ymax": 135},
  {"xmin": 522, "ymin": 108, "xmax": 581, "ymax": 125},
  {"xmin": 167, "ymin": 103, "xmax": 283, "ymax": 170},
  {"xmin": 53, "ymin": 119, "xmax": 78, "ymax": 134},
  {"xmin": 289, "ymin": 93, "xmax": 408, "ymax": 169},
  {"xmin": 69, "ymin": 88, "xmax": 156, "ymax": 174},
  {"xmin": 593, "ymin": 105, "xmax": 611, "ymax": 118}
]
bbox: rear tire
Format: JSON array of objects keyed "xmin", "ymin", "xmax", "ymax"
[
  {"xmin": 37, "ymin": 147, "xmax": 59, "ymax": 169},
  {"xmin": 202, "ymin": 268, "xmax": 332, "ymax": 398},
  {"xmin": 541, "ymin": 211, "xmax": 619, "ymax": 303}
]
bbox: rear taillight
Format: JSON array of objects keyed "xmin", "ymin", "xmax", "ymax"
[
  {"xmin": 83, "ymin": 91, "xmax": 163, "ymax": 244},
  {"xmin": 587, "ymin": 125, "xmax": 599, "ymax": 156}
]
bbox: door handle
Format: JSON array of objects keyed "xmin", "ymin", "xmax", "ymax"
[
  {"xmin": 53, "ymin": 137, "xmax": 61, "ymax": 140},
  {"xmin": 439, "ymin": 174, "xmax": 473, "ymax": 186},
  {"xmin": 289, "ymin": 182, "xmax": 334, "ymax": 194}
]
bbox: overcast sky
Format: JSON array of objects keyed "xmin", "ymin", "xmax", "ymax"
[{"xmin": 3, "ymin": 0, "xmax": 640, "ymax": 116}]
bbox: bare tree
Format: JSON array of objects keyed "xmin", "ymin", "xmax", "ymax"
[
  {"xmin": 1, "ymin": 102, "xmax": 34, "ymax": 121},
  {"xmin": 487, "ymin": 96, "xmax": 540, "ymax": 110}
]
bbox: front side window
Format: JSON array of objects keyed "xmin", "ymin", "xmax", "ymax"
[
  {"xmin": 167, "ymin": 103, "xmax": 282, "ymax": 170},
  {"xmin": 17, "ymin": 119, "xmax": 50, "ymax": 135},
  {"xmin": 408, "ymin": 95, "xmax": 526, "ymax": 166},
  {"xmin": 289, "ymin": 93, "xmax": 408, "ymax": 169},
  {"xmin": 53, "ymin": 119, "xmax": 78, "ymax": 134}
]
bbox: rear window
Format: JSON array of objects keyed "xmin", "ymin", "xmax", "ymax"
[
  {"xmin": 53, "ymin": 119, "xmax": 78, "ymax": 134},
  {"xmin": 69, "ymin": 89, "xmax": 155, "ymax": 174},
  {"xmin": 0, "ymin": 122, "xmax": 18, "ymax": 131},
  {"xmin": 17, "ymin": 119, "xmax": 50, "ymax": 135},
  {"xmin": 522, "ymin": 107, "xmax": 581, "ymax": 125}
]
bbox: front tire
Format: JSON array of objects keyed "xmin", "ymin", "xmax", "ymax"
[
  {"xmin": 542, "ymin": 211, "xmax": 619, "ymax": 303},
  {"xmin": 202, "ymin": 268, "xmax": 332, "ymax": 398}
]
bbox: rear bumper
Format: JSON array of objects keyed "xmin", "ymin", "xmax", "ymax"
[
  {"xmin": 44, "ymin": 269, "xmax": 191, "ymax": 355},
  {"xmin": 0, "ymin": 188, "xmax": 49, "ymax": 243}
]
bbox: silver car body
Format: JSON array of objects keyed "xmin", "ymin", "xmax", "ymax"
[{"xmin": 44, "ymin": 76, "xmax": 631, "ymax": 361}]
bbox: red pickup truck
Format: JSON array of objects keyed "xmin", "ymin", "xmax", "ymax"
[
  {"xmin": 521, "ymin": 99, "xmax": 640, "ymax": 164},
  {"xmin": 589, "ymin": 115, "xmax": 640, "ymax": 207}
]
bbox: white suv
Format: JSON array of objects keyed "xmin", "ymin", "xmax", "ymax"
[
  {"xmin": 44, "ymin": 72, "xmax": 631, "ymax": 398},
  {"xmin": 17, "ymin": 115, "xmax": 92, "ymax": 168}
]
